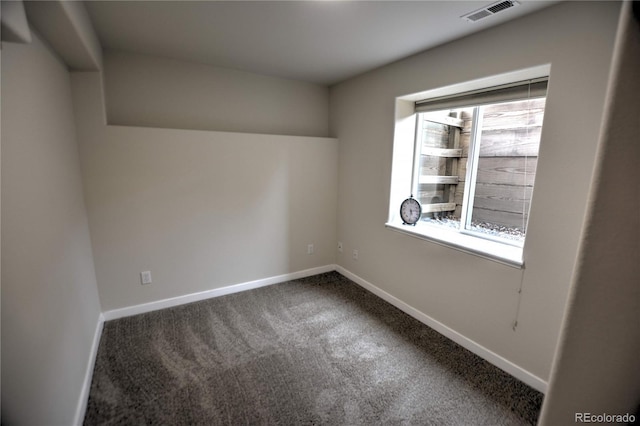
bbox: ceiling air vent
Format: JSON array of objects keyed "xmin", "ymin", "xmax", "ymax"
[{"xmin": 461, "ymin": 0, "xmax": 520, "ymax": 23}]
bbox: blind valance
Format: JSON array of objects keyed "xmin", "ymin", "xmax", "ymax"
[{"xmin": 415, "ymin": 77, "xmax": 548, "ymax": 113}]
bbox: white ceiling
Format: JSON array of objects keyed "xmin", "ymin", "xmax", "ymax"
[{"xmin": 85, "ymin": 1, "xmax": 559, "ymax": 86}]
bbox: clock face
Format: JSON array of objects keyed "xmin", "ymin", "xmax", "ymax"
[{"xmin": 400, "ymin": 197, "xmax": 422, "ymax": 225}]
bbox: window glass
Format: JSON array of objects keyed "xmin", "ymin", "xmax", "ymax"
[{"xmin": 413, "ymin": 97, "xmax": 546, "ymax": 247}]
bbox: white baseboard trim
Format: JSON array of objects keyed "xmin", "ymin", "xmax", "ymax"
[
  {"xmin": 103, "ymin": 264, "xmax": 337, "ymax": 321},
  {"xmin": 335, "ymin": 265, "xmax": 548, "ymax": 394},
  {"xmin": 74, "ymin": 312, "xmax": 105, "ymax": 426}
]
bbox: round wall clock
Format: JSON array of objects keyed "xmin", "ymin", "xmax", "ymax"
[{"xmin": 400, "ymin": 196, "xmax": 422, "ymax": 225}]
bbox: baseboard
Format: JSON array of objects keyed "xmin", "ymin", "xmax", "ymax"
[
  {"xmin": 74, "ymin": 312, "xmax": 105, "ymax": 426},
  {"xmin": 103, "ymin": 265, "xmax": 337, "ymax": 321},
  {"xmin": 335, "ymin": 265, "xmax": 548, "ymax": 394}
]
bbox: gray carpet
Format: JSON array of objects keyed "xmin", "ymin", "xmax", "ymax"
[{"xmin": 84, "ymin": 272, "xmax": 543, "ymax": 425}]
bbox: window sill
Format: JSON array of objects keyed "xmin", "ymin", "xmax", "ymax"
[{"xmin": 385, "ymin": 221, "xmax": 524, "ymax": 268}]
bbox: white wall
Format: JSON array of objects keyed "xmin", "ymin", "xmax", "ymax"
[
  {"xmin": 540, "ymin": 3, "xmax": 640, "ymax": 422},
  {"xmin": 1, "ymin": 31, "xmax": 102, "ymax": 425},
  {"xmin": 103, "ymin": 51, "xmax": 329, "ymax": 137},
  {"xmin": 329, "ymin": 1, "xmax": 620, "ymax": 385},
  {"xmin": 71, "ymin": 72, "xmax": 338, "ymax": 312}
]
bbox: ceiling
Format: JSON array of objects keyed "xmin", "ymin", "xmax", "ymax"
[{"xmin": 85, "ymin": 1, "xmax": 559, "ymax": 86}]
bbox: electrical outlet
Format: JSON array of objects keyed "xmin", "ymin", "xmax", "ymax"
[
  {"xmin": 140, "ymin": 271, "xmax": 152, "ymax": 285},
  {"xmin": 337, "ymin": 241, "xmax": 343, "ymax": 252},
  {"xmin": 307, "ymin": 244, "xmax": 314, "ymax": 255},
  {"xmin": 352, "ymin": 249, "xmax": 359, "ymax": 260}
]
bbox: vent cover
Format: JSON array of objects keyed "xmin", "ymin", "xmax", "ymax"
[{"xmin": 461, "ymin": 0, "xmax": 520, "ymax": 22}]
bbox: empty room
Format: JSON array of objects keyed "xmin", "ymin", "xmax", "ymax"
[{"xmin": 1, "ymin": 0, "xmax": 638, "ymax": 425}]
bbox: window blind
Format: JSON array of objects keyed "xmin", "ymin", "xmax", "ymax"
[{"xmin": 415, "ymin": 77, "xmax": 548, "ymax": 113}]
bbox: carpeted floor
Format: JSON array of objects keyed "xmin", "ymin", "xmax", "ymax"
[{"xmin": 84, "ymin": 272, "xmax": 543, "ymax": 425}]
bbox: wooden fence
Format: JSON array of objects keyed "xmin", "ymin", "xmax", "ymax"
[{"xmin": 418, "ymin": 98, "xmax": 545, "ymax": 230}]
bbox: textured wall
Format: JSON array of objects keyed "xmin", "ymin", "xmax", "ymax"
[{"xmin": 1, "ymin": 31, "xmax": 102, "ymax": 424}]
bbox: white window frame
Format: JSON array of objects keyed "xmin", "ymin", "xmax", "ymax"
[
  {"xmin": 386, "ymin": 65, "xmax": 551, "ymax": 268},
  {"xmin": 460, "ymin": 106, "xmax": 483, "ymax": 236}
]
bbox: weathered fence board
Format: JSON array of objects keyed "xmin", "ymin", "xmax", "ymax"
[
  {"xmin": 418, "ymin": 188, "xmax": 446, "ymax": 203},
  {"xmin": 422, "ymin": 121, "xmax": 449, "ymax": 149},
  {"xmin": 420, "ymin": 157, "xmax": 447, "ymax": 175},
  {"xmin": 479, "ymin": 129, "xmax": 541, "ymax": 157},
  {"xmin": 420, "ymin": 175, "xmax": 458, "ymax": 185},
  {"xmin": 472, "ymin": 183, "xmax": 533, "ymax": 214},
  {"xmin": 482, "ymin": 99, "xmax": 546, "ymax": 130},
  {"xmin": 422, "ymin": 202, "xmax": 457, "ymax": 213},
  {"xmin": 453, "ymin": 179, "xmax": 533, "ymax": 228},
  {"xmin": 476, "ymin": 157, "xmax": 538, "ymax": 186},
  {"xmin": 422, "ymin": 148, "xmax": 462, "ymax": 157}
]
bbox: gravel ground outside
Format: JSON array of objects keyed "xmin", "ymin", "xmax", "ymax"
[{"xmin": 422, "ymin": 215, "xmax": 525, "ymax": 243}]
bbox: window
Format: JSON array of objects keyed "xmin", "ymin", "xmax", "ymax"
[{"xmin": 387, "ymin": 68, "xmax": 549, "ymax": 267}]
